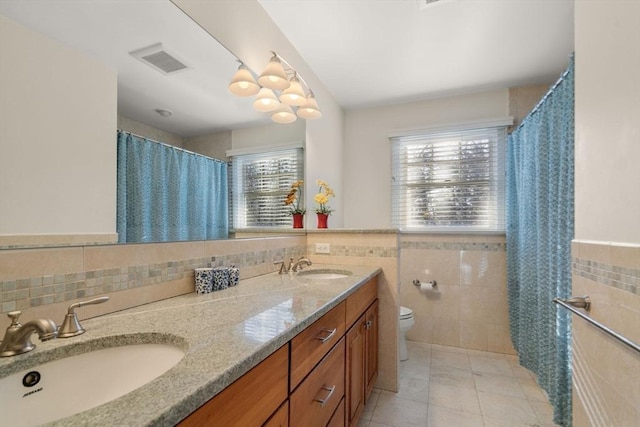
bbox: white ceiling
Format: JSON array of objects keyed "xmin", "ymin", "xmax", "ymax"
[
  {"xmin": 1, "ymin": 0, "xmax": 574, "ymax": 136},
  {"xmin": 258, "ymin": 0, "xmax": 575, "ymax": 109}
]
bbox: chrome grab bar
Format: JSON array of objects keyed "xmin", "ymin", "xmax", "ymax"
[{"xmin": 553, "ymin": 296, "xmax": 640, "ymax": 354}]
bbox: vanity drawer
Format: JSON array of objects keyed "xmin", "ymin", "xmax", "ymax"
[
  {"xmin": 290, "ymin": 337, "xmax": 345, "ymax": 427},
  {"xmin": 290, "ymin": 301, "xmax": 345, "ymax": 389},
  {"xmin": 345, "ymin": 276, "xmax": 377, "ymax": 328}
]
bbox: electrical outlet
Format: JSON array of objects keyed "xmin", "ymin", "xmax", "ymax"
[{"xmin": 315, "ymin": 243, "xmax": 330, "ymax": 254}]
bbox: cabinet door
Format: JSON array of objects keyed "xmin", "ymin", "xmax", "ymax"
[
  {"xmin": 345, "ymin": 314, "xmax": 366, "ymax": 427},
  {"xmin": 365, "ymin": 299, "xmax": 379, "ymax": 399},
  {"xmin": 263, "ymin": 400, "xmax": 288, "ymax": 427}
]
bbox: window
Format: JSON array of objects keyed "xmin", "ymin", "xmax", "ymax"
[
  {"xmin": 390, "ymin": 122, "xmax": 508, "ymax": 232},
  {"xmin": 229, "ymin": 146, "xmax": 304, "ymax": 228}
]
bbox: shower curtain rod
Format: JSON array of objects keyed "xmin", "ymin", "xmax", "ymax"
[
  {"xmin": 117, "ymin": 129, "xmax": 227, "ymax": 165},
  {"xmin": 515, "ymin": 53, "xmax": 574, "ymax": 132}
]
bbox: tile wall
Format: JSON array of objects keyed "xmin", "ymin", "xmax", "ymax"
[
  {"xmin": 400, "ymin": 233, "xmax": 515, "ymax": 355},
  {"xmin": 571, "ymin": 241, "xmax": 640, "ymax": 427},
  {"xmin": 0, "ymin": 236, "xmax": 306, "ymax": 331},
  {"xmin": 306, "ymin": 230, "xmax": 399, "ymax": 392}
]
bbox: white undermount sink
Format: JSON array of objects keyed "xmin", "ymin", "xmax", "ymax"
[
  {"xmin": 0, "ymin": 342, "xmax": 185, "ymax": 426},
  {"xmin": 296, "ymin": 269, "xmax": 353, "ymax": 280}
]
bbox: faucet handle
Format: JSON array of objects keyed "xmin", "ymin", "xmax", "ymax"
[
  {"xmin": 58, "ymin": 296, "xmax": 109, "ymax": 338},
  {"xmin": 7, "ymin": 311, "xmax": 22, "ymax": 326}
]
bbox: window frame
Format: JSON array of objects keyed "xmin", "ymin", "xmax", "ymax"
[
  {"xmin": 228, "ymin": 143, "xmax": 304, "ymax": 230},
  {"xmin": 390, "ymin": 118, "xmax": 512, "ymax": 233}
]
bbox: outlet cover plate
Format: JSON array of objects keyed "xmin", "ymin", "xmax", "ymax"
[{"xmin": 315, "ymin": 243, "xmax": 330, "ymax": 254}]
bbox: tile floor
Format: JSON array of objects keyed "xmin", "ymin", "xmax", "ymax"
[{"xmin": 359, "ymin": 341, "xmax": 560, "ymax": 427}]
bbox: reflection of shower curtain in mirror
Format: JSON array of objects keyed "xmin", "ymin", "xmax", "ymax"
[
  {"xmin": 117, "ymin": 131, "xmax": 229, "ymax": 243},
  {"xmin": 506, "ymin": 55, "xmax": 574, "ymax": 427}
]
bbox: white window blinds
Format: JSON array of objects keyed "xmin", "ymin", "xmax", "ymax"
[
  {"xmin": 391, "ymin": 126, "xmax": 507, "ymax": 232},
  {"xmin": 229, "ymin": 147, "xmax": 304, "ymax": 228}
]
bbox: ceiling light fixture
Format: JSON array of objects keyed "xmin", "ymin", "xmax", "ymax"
[
  {"xmin": 154, "ymin": 108, "xmax": 173, "ymax": 117},
  {"xmin": 253, "ymin": 87, "xmax": 280, "ymax": 112},
  {"xmin": 228, "ymin": 62, "xmax": 260, "ymax": 96},
  {"xmin": 228, "ymin": 51, "xmax": 322, "ymax": 124},
  {"xmin": 257, "ymin": 53, "xmax": 290, "ymax": 90},
  {"xmin": 271, "ymin": 103, "xmax": 297, "ymax": 124},
  {"xmin": 296, "ymin": 92, "xmax": 322, "ymax": 119}
]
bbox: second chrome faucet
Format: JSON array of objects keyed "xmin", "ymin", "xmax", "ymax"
[{"xmin": 274, "ymin": 257, "xmax": 313, "ymax": 274}]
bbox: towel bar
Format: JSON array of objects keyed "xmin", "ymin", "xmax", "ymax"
[{"xmin": 553, "ymin": 296, "xmax": 640, "ymax": 354}]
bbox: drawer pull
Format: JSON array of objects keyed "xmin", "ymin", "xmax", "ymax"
[
  {"xmin": 315, "ymin": 328, "xmax": 337, "ymax": 343},
  {"xmin": 314, "ymin": 385, "xmax": 336, "ymax": 407}
]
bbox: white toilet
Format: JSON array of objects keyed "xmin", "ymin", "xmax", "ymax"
[{"xmin": 399, "ymin": 306, "xmax": 415, "ymax": 361}]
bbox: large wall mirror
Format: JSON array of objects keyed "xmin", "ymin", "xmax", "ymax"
[{"xmin": 0, "ymin": 0, "xmax": 306, "ymax": 248}]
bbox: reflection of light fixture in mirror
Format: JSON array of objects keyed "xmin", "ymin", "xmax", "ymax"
[
  {"xmin": 228, "ymin": 62, "xmax": 259, "ymax": 96},
  {"xmin": 272, "ymin": 103, "xmax": 297, "ymax": 124},
  {"xmin": 253, "ymin": 88, "xmax": 280, "ymax": 112},
  {"xmin": 297, "ymin": 92, "xmax": 322, "ymax": 119},
  {"xmin": 154, "ymin": 108, "xmax": 173, "ymax": 117},
  {"xmin": 279, "ymin": 74, "xmax": 306, "ymax": 106},
  {"xmin": 228, "ymin": 51, "xmax": 322, "ymax": 123},
  {"xmin": 258, "ymin": 54, "xmax": 290, "ymax": 90}
]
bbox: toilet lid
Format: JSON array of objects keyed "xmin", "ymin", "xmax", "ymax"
[{"xmin": 400, "ymin": 306, "xmax": 413, "ymax": 318}]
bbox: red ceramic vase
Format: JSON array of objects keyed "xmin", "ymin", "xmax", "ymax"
[
  {"xmin": 292, "ymin": 213, "xmax": 304, "ymax": 229},
  {"xmin": 317, "ymin": 213, "xmax": 328, "ymax": 229}
]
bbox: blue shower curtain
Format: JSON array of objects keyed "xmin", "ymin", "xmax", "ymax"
[
  {"xmin": 117, "ymin": 131, "xmax": 228, "ymax": 243},
  {"xmin": 506, "ymin": 56, "xmax": 574, "ymax": 426}
]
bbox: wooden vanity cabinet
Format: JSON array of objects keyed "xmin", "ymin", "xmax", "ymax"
[
  {"xmin": 345, "ymin": 280, "xmax": 379, "ymax": 427},
  {"xmin": 178, "ymin": 275, "xmax": 378, "ymax": 427},
  {"xmin": 364, "ymin": 299, "xmax": 379, "ymax": 398},
  {"xmin": 178, "ymin": 344, "xmax": 289, "ymax": 427}
]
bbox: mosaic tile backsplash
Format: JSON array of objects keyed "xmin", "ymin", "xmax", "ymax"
[{"xmin": 0, "ymin": 246, "xmax": 305, "ymax": 314}]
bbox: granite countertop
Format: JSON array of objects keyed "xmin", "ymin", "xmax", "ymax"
[{"xmin": 0, "ymin": 264, "xmax": 381, "ymax": 426}]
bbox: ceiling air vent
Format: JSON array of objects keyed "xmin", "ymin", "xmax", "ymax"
[
  {"xmin": 417, "ymin": 0, "xmax": 446, "ymax": 10},
  {"xmin": 129, "ymin": 43, "xmax": 188, "ymax": 75}
]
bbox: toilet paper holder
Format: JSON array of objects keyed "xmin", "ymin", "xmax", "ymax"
[{"xmin": 413, "ymin": 279, "xmax": 437, "ymax": 289}]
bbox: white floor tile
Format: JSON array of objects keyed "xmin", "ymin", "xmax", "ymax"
[
  {"xmin": 371, "ymin": 390, "xmax": 428, "ymax": 427},
  {"xmin": 469, "ymin": 355, "xmax": 515, "ymax": 376},
  {"xmin": 397, "ymin": 375, "xmax": 430, "ymax": 403},
  {"xmin": 360, "ymin": 344, "xmax": 559, "ymax": 427},
  {"xmin": 427, "ymin": 404, "xmax": 485, "ymax": 427},
  {"xmin": 477, "ymin": 390, "xmax": 538, "ymax": 425},
  {"xmin": 473, "ymin": 371, "xmax": 526, "ymax": 398},
  {"xmin": 429, "ymin": 382, "xmax": 482, "ymax": 414}
]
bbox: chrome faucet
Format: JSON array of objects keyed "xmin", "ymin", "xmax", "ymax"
[
  {"xmin": 274, "ymin": 257, "xmax": 313, "ymax": 273},
  {"xmin": 0, "ymin": 311, "xmax": 58, "ymax": 357},
  {"xmin": 291, "ymin": 258, "xmax": 312, "ymax": 272}
]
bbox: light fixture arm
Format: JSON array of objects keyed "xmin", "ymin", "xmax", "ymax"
[{"xmin": 270, "ymin": 51, "xmax": 312, "ymax": 92}]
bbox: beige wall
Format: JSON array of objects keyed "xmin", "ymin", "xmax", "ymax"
[
  {"xmin": 400, "ymin": 234, "xmax": 514, "ymax": 355},
  {"xmin": 0, "ymin": 15, "xmax": 117, "ymax": 243},
  {"xmin": 573, "ymin": 1, "xmax": 640, "ymax": 426},
  {"xmin": 508, "ymin": 83, "xmax": 551, "ymax": 129},
  {"xmin": 118, "ymin": 115, "xmax": 185, "ymax": 148}
]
